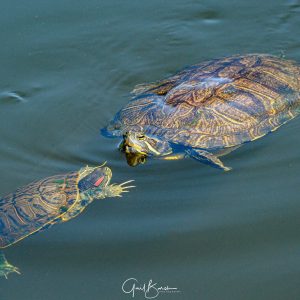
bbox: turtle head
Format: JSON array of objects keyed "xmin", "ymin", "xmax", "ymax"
[
  {"xmin": 78, "ymin": 164, "xmax": 112, "ymax": 193},
  {"xmin": 119, "ymin": 131, "xmax": 171, "ymax": 167}
]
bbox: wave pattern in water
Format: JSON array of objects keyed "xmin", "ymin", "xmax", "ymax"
[{"xmin": 0, "ymin": 0, "xmax": 300, "ymax": 299}]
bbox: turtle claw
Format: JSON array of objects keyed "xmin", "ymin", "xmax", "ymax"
[
  {"xmin": 3, "ymin": 266, "xmax": 21, "ymax": 279},
  {"xmin": 119, "ymin": 180, "xmax": 135, "ymax": 186},
  {"xmin": 0, "ymin": 255, "xmax": 21, "ymax": 279},
  {"xmin": 105, "ymin": 180, "xmax": 135, "ymax": 198}
]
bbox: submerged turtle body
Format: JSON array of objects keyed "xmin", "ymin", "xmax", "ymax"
[
  {"xmin": 0, "ymin": 164, "xmax": 134, "ymax": 278},
  {"xmin": 0, "ymin": 172, "xmax": 79, "ymax": 249},
  {"xmin": 102, "ymin": 54, "xmax": 300, "ymax": 169}
]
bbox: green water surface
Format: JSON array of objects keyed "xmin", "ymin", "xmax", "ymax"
[{"xmin": 0, "ymin": 0, "xmax": 300, "ymax": 299}]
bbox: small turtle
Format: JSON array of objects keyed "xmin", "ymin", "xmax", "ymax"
[
  {"xmin": 102, "ymin": 54, "xmax": 300, "ymax": 170},
  {"xmin": 0, "ymin": 163, "xmax": 134, "ymax": 278}
]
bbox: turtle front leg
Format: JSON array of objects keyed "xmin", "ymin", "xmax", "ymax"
[
  {"xmin": 103, "ymin": 180, "xmax": 135, "ymax": 198},
  {"xmin": 185, "ymin": 148, "xmax": 232, "ymax": 171},
  {"xmin": 159, "ymin": 153, "xmax": 185, "ymax": 161},
  {"xmin": 91, "ymin": 180, "xmax": 135, "ymax": 199},
  {"xmin": 0, "ymin": 252, "xmax": 20, "ymax": 279}
]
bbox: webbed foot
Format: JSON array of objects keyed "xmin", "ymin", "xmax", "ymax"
[
  {"xmin": 0, "ymin": 253, "xmax": 21, "ymax": 279},
  {"xmin": 104, "ymin": 180, "xmax": 135, "ymax": 198},
  {"xmin": 186, "ymin": 148, "xmax": 232, "ymax": 171}
]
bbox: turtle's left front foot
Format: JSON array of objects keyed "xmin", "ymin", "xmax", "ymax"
[
  {"xmin": 186, "ymin": 148, "xmax": 232, "ymax": 171},
  {"xmin": 0, "ymin": 255, "xmax": 21, "ymax": 279},
  {"xmin": 105, "ymin": 180, "xmax": 135, "ymax": 198}
]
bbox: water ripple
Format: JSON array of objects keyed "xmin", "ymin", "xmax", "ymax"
[{"xmin": 0, "ymin": 91, "xmax": 27, "ymax": 104}]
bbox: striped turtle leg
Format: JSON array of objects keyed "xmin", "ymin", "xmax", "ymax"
[
  {"xmin": 185, "ymin": 149, "xmax": 232, "ymax": 171},
  {"xmin": 159, "ymin": 153, "xmax": 185, "ymax": 161},
  {"xmin": 0, "ymin": 252, "xmax": 20, "ymax": 279}
]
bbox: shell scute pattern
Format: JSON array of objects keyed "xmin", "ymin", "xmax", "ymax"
[
  {"xmin": 0, "ymin": 172, "xmax": 79, "ymax": 248},
  {"xmin": 115, "ymin": 54, "xmax": 300, "ymax": 149}
]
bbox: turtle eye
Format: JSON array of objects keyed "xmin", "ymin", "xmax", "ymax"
[{"xmin": 137, "ymin": 134, "xmax": 145, "ymax": 140}]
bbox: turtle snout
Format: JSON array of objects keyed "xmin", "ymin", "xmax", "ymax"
[
  {"xmin": 124, "ymin": 145, "xmax": 139, "ymax": 154},
  {"xmin": 118, "ymin": 139, "xmax": 135, "ymax": 154},
  {"xmin": 122, "ymin": 133, "xmax": 137, "ymax": 151}
]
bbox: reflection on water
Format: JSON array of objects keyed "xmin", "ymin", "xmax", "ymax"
[{"xmin": 0, "ymin": 0, "xmax": 300, "ymax": 299}]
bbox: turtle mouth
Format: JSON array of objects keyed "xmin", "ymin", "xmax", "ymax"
[
  {"xmin": 125, "ymin": 145, "xmax": 147, "ymax": 156},
  {"xmin": 99, "ymin": 166, "xmax": 112, "ymax": 187},
  {"xmin": 121, "ymin": 144, "xmax": 147, "ymax": 167},
  {"xmin": 119, "ymin": 140, "xmax": 148, "ymax": 156}
]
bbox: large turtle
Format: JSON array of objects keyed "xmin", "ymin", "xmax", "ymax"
[
  {"xmin": 0, "ymin": 163, "xmax": 134, "ymax": 278},
  {"xmin": 102, "ymin": 54, "xmax": 300, "ymax": 170}
]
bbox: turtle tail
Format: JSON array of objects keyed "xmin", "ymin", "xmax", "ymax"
[{"xmin": 0, "ymin": 252, "xmax": 20, "ymax": 279}]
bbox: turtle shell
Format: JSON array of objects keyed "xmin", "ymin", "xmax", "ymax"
[
  {"xmin": 0, "ymin": 172, "xmax": 79, "ymax": 248},
  {"xmin": 106, "ymin": 54, "xmax": 300, "ymax": 149}
]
